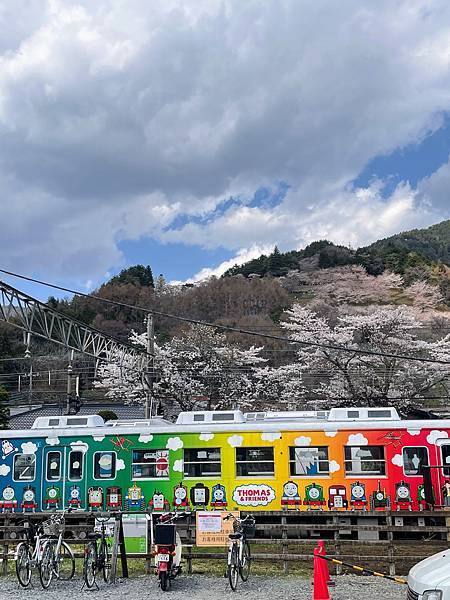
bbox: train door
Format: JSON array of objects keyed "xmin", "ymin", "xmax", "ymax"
[
  {"xmin": 41, "ymin": 446, "xmax": 87, "ymax": 510},
  {"xmin": 436, "ymin": 440, "xmax": 450, "ymax": 507}
]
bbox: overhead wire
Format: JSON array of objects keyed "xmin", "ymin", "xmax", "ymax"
[{"xmin": 0, "ymin": 268, "xmax": 449, "ymax": 365}]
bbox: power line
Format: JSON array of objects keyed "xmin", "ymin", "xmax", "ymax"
[{"xmin": 0, "ymin": 268, "xmax": 449, "ymax": 365}]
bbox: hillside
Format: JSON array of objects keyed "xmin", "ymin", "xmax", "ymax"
[{"xmin": 224, "ymin": 219, "xmax": 450, "ymax": 278}]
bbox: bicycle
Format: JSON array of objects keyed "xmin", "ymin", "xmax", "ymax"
[
  {"xmin": 224, "ymin": 513, "xmax": 255, "ymax": 591},
  {"xmin": 83, "ymin": 516, "xmax": 112, "ymax": 588},
  {"xmin": 39, "ymin": 512, "xmax": 76, "ymax": 588},
  {"xmin": 15, "ymin": 520, "xmax": 46, "ymax": 588}
]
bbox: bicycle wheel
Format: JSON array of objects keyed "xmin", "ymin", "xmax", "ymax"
[
  {"xmin": 239, "ymin": 541, "xmax": 251, "ymax": 582},
  {"xmin": 15, "ymin": 542, "xmax": 32, "ymax": 588},
  {"xmin": 99, "ymin": 539, "xmax": 110, "ymax": 583},
  {"xmin": 39, "ymin": 542, "xmax": 54, "ymax": 589},
  {"xmin": 83, "ymin": 541, "xmax": 97, "ymax": 589},
  {"xmin": 228, "ymin": 544, "xmax": 239, "ymax": 591},
  {"xmin": 159, "ymin": 570, "xmax": 170, "ymax": 591},
  {"xmin": 56, "ymin": 541, "xmax": 75, "ymax": 580}
]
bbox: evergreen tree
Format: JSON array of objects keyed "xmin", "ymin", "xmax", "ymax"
[{"xmin": 110, "ymin": 265, "xmax": 154, "ymax": 287}]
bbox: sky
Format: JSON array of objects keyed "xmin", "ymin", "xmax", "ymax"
[{"xmin": 0, "ymin": 0, "xmax": 449, "ymax": 300}]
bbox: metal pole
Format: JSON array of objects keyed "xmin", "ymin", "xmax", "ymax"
[
  {"xmin": 144, "ymin": 315, "xmax": 154, "ymax": 419},
  {"xmin": 66, "ymin": 350, "xmax": 73, "ymax": 415}
]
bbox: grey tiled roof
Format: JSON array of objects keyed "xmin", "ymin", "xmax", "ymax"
[{"xmin": 8, "ymin": 403, "xmax": 145, "ymax": 429}]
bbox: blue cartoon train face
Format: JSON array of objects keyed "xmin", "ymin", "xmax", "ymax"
[
  {"xmin": 281, "ymin": 481, "xmax": 301, "ymax": 508},
  {"xmin": 21, "ymin": 486, "xmax": 37, "ymax": 511},
  {"xmin": 68, "ymin": 485, "xmax": 82, "ymax": 509},
  {"xmin": 125, "ymin": 484, "xmax": 145, "ymax": 510},
  {"xmin": 211, "ymin": 484, "xmax": 227, "ymax": 508}
]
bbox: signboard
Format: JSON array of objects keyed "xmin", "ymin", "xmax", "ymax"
[
  {"xmin": 122, "ymin": 514, "xmax": 148, "ymax": 554},
  {"xmin": 232, "ymin": 484, "xmax": 275, "ymax": 506},
  {"xmin": 196, "ymin": 511, "xmax": 239, "ymax": 546}
]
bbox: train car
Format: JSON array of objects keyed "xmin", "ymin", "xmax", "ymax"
[{"xmin": 0, "ymin": 406, "xmax": 449, "ymax": 513}]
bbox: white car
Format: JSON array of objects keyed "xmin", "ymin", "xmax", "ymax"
[{"xmin": 408, "ymin": 549, "xmax": 450, "ymax": 599}]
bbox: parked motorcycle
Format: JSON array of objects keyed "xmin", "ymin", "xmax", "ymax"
[{"xmin": 153, "ymin": 512, "xmax": 185, "ymax": 591}]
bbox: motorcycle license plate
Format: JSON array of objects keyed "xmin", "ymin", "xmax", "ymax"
[{"xmin": 157, "ymin": 554, "xmax": 170, "ymax": 562}]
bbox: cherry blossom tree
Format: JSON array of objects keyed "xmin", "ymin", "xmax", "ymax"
[
  {"xmin": 272, "ymin": 305, "xmax": 450, "ymax": 411},
  {"xmin": 95, "ymin": 324, "xmax": 266, "ymax": 413},
  {"xmin": 405, "ymin": 280, "xmax": 444, "ymax": 312}
]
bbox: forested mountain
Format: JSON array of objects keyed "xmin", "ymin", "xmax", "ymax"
[{"xmin": 224, "ymin": 219, "xmax": 450, "ymax": 278}]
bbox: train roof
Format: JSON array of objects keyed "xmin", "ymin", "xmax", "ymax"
[{"xmin": 1, "ymin": 406, "xmax": 449, "ymax": 439}]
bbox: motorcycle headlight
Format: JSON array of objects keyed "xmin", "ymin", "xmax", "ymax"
[{"xmin": 423, "ymin": 591, "xmax": 443, "ymax": 600}]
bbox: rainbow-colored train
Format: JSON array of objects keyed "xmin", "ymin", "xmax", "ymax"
[{"xmin": 0, "ymin": 406, "xmax": 449, "ymax": 512}]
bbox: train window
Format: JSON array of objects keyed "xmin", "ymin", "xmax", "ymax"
[
  {"xmin": 13, "ymin": 454, "xmax": 36, "ymax": 481},
  {"xmin": 132, "ymin": 449, "xmax": 169, "ymax": 479},
  {"xmin": 236, "ymin": 447, "xmax": 275, "ymax": 477},
  {"xmin": 184, "ymin": 448, "xmax": 221, "ymax": 477},
  {"xmin": 69, "ymin": 450, "xmax": 84, "ymax": 481},
  {"xmin": 289, "ymin": 446, "xmax": 329, "ymax": 476},
  {"xmin": 93, "ymin": 452, "xmax": 116, "ymax": 479},
  {"xmin": 344, "ymin": 445, "xmax": 385, "ymax": 475},
  {"xmin": 442, "ymin": 446, "xmax": 450, "ymax": 476},
  {"xmin": 403, "ymin": 447, "xmax": 428, "ymax": 476},
  {"xmin": 46, "ymin": 451, "xmax": 61, "ymax": 481}
]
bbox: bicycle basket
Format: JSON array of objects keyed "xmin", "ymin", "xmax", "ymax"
[
  {"xmin": 42, "ymin": 517, "xmax": 65, "ymax": 536},
  {"xmin": 242, "ymin": 521, "xmax": 256, "ymax": 539},
  {"xmin": 154, "ymin": 524, "xmax": 176, "ymax": 545}
]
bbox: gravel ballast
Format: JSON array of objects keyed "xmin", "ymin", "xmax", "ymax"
[{"xmin": 0, "ymin": 574, "xmax": 407, "ymax": 599}]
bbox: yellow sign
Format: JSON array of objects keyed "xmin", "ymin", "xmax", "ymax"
[{"xmin": 196, "ymin": 511, "xmax": 240, "ymax": 546}]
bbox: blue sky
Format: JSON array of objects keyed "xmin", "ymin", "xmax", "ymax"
[{"xmin": 0, "ymin": 1, "xmax": 449, "ymax": 302}]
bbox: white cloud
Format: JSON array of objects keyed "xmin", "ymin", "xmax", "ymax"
[
  {"xmin": 0, "ymin": 464, "xmax": 10, "ymax": 476},
  {"xmin": 92, "ymin": 434, "xmax": 105, "ymax": 442},
  {"xmin": 173, "ymin": 459, "xmax": 183, "ymax": 472},
  {"xmin": 227, "ymin": 434, "xmax": 244, "ymax": 448},
  {"xmin": 329, "ymin": 460, "xmax": 340, "ymax": 473},
  {"xmin": 261, "ymin": 432, "xmax": 281, "ymax": 442},
  {"xmin": 325, "ymin": 430, "xmax": 338, "ymax": 438},
  {"xmin": 166, "ymin": 437, "xmax": 184, "ymax": 451},
  {"xmin": 138, "ymin": 434, "xmax": 153, "ymax": 443},
  {"xmin": 427, "ymin": 430, "xmax": 449, "ymax": 445},
  {"xmin": 0, "ymin": 1, "xmax": 448, "ymax": 280},
  {"xmin": 45, "ymin": 436, "xmax": 59, "ymax": 446},
  {"xmin": 347, "ymin": 433, "xmax": 368, "ymax": 446},
  {"xmin": 294, "ymin": 436, "xmax": 311, "ymax": 447},
  {"xmin": 199, "ymin": 433, "xmax": 214, "ymax": 441},
  {"xmin": 407, "ymin": 428, "xmax": 422, "ymax": 436},
  {"xmin": 70, "ymin": 441, "xmax": 88, "ymax": 453},
  {"xmin": 21, "ymin": 442, "xmax": 37, "ymax": 455},
  {"xmin": 116, "ymin": 458, "xmax": 125, "ymax": 471},
  {"xmin": 392, "ymin": 454, "xmax": 404, "ymax": 467}
]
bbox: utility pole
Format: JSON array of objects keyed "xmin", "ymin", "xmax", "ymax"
[
  {"xmin": 144, "ymin": 315, "xmax": 155, "ymax": 419},
  {"xmin": 66, "ymin": 350, "xmax": 74, "ymax": 415}
]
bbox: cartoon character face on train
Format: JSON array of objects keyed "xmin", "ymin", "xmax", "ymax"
[
  {"xmin": 303, "ymin": 483, "xmax": 325, "ymax": 510},
  {"xmin": 394, "ymin": 481, "xmax": 412, "ymax": 511},
  {"xmin": 44, "ymin": 485, "xmax": 61, "ymax": 509},
  {"xmin": 106, "ymin": 486, "xmax": 122, "ymax": 510},
  {"xmin": 173, "ymin": 483, "xmax": 189, "ymax": 509},
  {"xmin": 1, "ymin": 440, "xmax": 17, "ymax": 459},
  {"xmin": 21, "ymin": 486, "xmax": 37, "ymax": 512},
  {"xmin": 328, "ymin": 485, "xmax": 348, "ymax": 510},
  {"xmin": 88, "ymin": 486, "xmax": 103, "ymax": 510},
  {"xmin": 370, "ymin": 481, "xmax": 389, "ymax": 510},
  {"xmin": 125, "ymin": 484, "xmax": 145, "ymax": 510},
  {"xmin": 1, "ymin": 485, "xmax": 17, "ymax": 512},
  {"xmin": 417, "ymin": 485, "xmax": 427, "ymax": 511},
  {"xmin": 148, "ymin": 491, "xmax": 169, "ymax": 512},
  {"xmin": 190, "ymin": 483, "xmax": 210, "ymax": 508},
  {"xmin": 68, "ymin": 485, "xmax": 82, "ymax": 509},
  {"xmin": 211, "ymin": 484, "xmax": 227, "ymax": 508},
  {"xmin": 281, "ymin": 481, "xmax": 301, "ymax": 509},
  {"xmin": 350, "ymin": 482, "xmax": 367, "ymax": 510}
]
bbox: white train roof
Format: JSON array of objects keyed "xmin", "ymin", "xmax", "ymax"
[{"xmin": 0, "ymin": 406, "xmax": 448, "ymax": 439}]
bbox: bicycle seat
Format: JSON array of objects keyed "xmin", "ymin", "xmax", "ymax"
[
  {"xmin": 87, "ymin": 532, "xmax": 102, "ymax": 539},
  {"xmin": 228, "ymin": 533, "xmax": 243, "ymax": 540}
]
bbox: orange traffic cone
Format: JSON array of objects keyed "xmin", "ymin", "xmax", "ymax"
[
  {"xmin": 317, "ymin": 540, "xmax": 333, "ymax": 585},
  {"xmin": 313, "ymin": 545, "xmax": 331, "ymax": 600}
]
